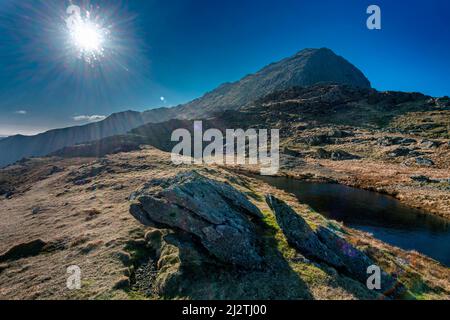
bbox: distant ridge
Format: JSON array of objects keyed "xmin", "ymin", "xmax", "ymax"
[
  {"xmin": 0, "ymin": 109, "xmax": 176, "ymax": 167},
  {"xmin": 0, "ymin": 48, "xmax": 371, "ymax": 167}
]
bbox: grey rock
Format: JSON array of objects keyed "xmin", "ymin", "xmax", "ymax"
[
  {"xmin": 265, "ymin": 195, "xmax": 343, "ymax": 268},
  {"xmin": 0, "ymin": 239, "xmax": 48, "ymax": 263},
  {"xmin": 408, "ymin": 150, "xmax": 424, "ymax": 157},
  {"xmin": 73, "ymin": 179, "xmax": 91, "ymax": 186},
  {"xmin": 4, "ymin": 191, "xmax": 14, "ymax": 199},
  {"xmin": 68, "ymin": 163, "xmax": 114, "ymax": 185},
  {"xmin": 387, "ymin": 147, "xmax": 412, "ymax": 157},
  {"xmin": 283, "ymin": 147, "xmax": 303, "ymax": 158},
  {"xmin": 415, "ymin": 157, "xmax": 435, "ymax": 167},
  {"xmin": 48, "ymin": 166, "xmax": 63, "ymax": 175},
  {"xmin": 399, "ymin": 138, "xmax": 417, "ymax": 145},
  {"xmin": 410, "ymin": 175, "xmax": 432, "ymax": 183},
  {"xmin": 316, "ymin": 226, "xmax": 402, "ymax": 295},
  {"xmin": 262, "ymin": 196, "xmax": 404, "ymax": 297},
  {"xmin": 314, "ymin": 148, "xmax": 360, "ymax": 160},
  {"xmin": 420, "ymin": 139, "xmax": 442, "ymax": 149},
  {"xmin": 330, "ymin": 150, "xmax": 360, "ymax": 161},
  {"xmin": 326, "ymin": 129, "xmax": 354, "ymax": 138},
  {"xmin": 315, "ymin": 148, "xmax": 332, "ymax": 159},
  {"xmin": 378, "ymin": 137, "xmax": 416, "ymax": 147},
  {"xmin": 129, "ymin": 171, "xmax": 263, "ymax": 268},
  {"xmin": 303, "ymin": 135, "xmax": 333, "ymax": 146}
]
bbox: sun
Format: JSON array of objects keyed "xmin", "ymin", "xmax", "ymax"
[
  {"xmin": 71, "ymin": 21, "xmax": 103, "ymax": 52},
  {"xmin": 66, "ymin": 5, "xmax": 109, "ymax": 63}
]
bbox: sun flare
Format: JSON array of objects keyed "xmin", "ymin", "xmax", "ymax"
[
  {"xmin": 66, "ymin": 5, "xmax": 109, "ymax": 64},
  {"xmin": 71, "ymin": 21, "xmax": 103, "ymax": 52}
]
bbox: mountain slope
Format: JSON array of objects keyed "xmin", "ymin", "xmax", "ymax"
[
  {"xmin": 0, "ymin": 109, "xmax": 175, "ymax": 167},
  {"xmin": 0, "ymin": 48, "xmax": 370, "ymax": 167},
  {"xmin": 176, "ymin": 48, "xmax": 371, "ymax": 118},
  {"xmin": 51, "ymin": 84, "xmax": 444, "ymax": 160}
]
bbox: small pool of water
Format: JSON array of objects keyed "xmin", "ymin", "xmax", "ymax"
[{"xmin": 259, "ymin": 176, "xmax": 450, "ymax": 266}]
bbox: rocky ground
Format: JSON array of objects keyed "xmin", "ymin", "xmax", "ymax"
[
  {"xmin": 0, "ymin": 147, "xmax": 449, "ymax": 300},
  {"xmin": 279, "ymin": 126, "xmax": 450, "ymax": 219}
]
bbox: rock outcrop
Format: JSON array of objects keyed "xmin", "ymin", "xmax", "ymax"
[
  {"xmin": 314, "ymin": 148, "xmax": 360, "ymax": 160},
  {"xmin": 378, "ymin": 136, "xmax": 417, "ymax": 147},
  {"xmin": 128, "ymin": 173, "xmax": 404, "ymax": 298},
  {"xmin": 266, "ymin": 194, "xmax": 403, "ymax": 296},
  {"xmin": 316, "ymin": 226, "xmax": 402, "ymax": 295},
  {"xmin": 265, "ymin": 195, "xmax": 343, "ymax": 268},
  {"xmin": 129, "ymin": 171, "xmax": 263, "ymax": 268},
  {"xmin": 0, "ymin": 239, "xmax": 47, "ymax": 262}
]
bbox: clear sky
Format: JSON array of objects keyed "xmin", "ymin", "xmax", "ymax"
[{"xmin": 0, "ymin": 0, "xmax": 449, "ymax": 136}]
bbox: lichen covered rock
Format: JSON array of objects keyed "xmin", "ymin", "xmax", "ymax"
[
  {"xmin": 129, "ymin": 171, "xmax": 263, "ymax": 268},
  {"xmin": 316, "ymin": 226, "xmax": 402, "ymax": 295},
  {"xmin": 265, "ymin": 195, "xmax": 343, "ymax": 268}
]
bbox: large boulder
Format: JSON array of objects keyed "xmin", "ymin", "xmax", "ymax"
[
  {"xmin": 150, "ymin": 230, "xmax": 212, "ymax": 296},
  {"xmin": 387, "ymin": 147, "xmax": 412, "ymax": 157},
  {"xmin": 316, "ymin": 226, "xmax": 402, "ymax": 295},
  {"xmin": 265, "ymin": 195, "xmax": 403, "ymax": 297},
  {"xmin": 330, "ymin": 150, "xmax": 360, "ymax": 161},
  {"xmin": 415, "ymin": 157, "xmax": 435, "ymax": 167},
  {"xmin": 420, "ymin": 139, "xmax": 442, "ymax": 149},
  {"xmin": 302, "ymin": 135, "xmax": 333, "ymax": 146},
  {"xmin": 129, "ymin": 171, "xmax": 263, "ymax": 268},
  {"xmin": 378, "ymin": 136, "xmax": 416, "ymax": 147},
  {"xmin": 265, "ymin": 195, "xmax": 343, "ymax": 268},
  {"xmin": 314, "ymin": 148, "xmax": 360, "ymax": 160}
]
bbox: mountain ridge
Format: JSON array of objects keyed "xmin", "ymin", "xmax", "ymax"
[{"xmin": 0, "ymin": 48, "xmax": 371, "ymax": 167}]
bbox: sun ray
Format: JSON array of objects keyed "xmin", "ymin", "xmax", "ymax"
[{"xmin": 66, "ymin": 5, "xmax": 109, "ymax": 64}]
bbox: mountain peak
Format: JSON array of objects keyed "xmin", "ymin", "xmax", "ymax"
[
  {"xmin": 293, "ymin": 47, "xmax": 332, "ymax": 55},
  {"xmin": 278, "ymin": 47, "xmax": 371, "ymax": 88},
  {"xmin": 177, "ymin": 48, "xmax": 371, "ymax": 118}
]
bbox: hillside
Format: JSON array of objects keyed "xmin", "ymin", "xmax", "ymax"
[
  {"xmin": 0, "ymin": 148, "xmax": 448, "ymax": 300},
  {"xmin": 47, "ymin": 84, "xmax": 450, "ymax": 219},
  {"xmin": 0, "ymin": 109, "xmax": 175, "ymax": 168}
]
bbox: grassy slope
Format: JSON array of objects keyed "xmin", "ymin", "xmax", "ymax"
[{"xmin": 0, "ymin": 148, "xmax": 448, "ymax": 300}]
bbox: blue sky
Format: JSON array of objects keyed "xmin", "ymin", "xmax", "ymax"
[{"xmin": 0, "ymin": 0, "xmax": 449, "ymax": 136}]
